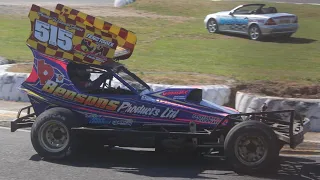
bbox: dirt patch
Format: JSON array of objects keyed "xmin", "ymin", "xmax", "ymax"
[
  {"xmin": 136, "ymin": 71, "xmax": 235, "ymax": 85},
  {"xmin": 0, "ymin": 3, "xmax": 192, "ymax": 22},
  {"xmin": 234, "ymin": 80, "xmax": 320, "ymax": 99},
  {"xmin": 7, "ymin": 63, "xmax": 32, "ymax": 73}
]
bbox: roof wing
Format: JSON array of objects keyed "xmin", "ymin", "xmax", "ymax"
[
  {"xmin": 26, "ymin": 4, "xmax": 136, "ymax": 66},
  {"xmin": 54, "ymin": 4, "xmax": 137, "ymax": 60}
]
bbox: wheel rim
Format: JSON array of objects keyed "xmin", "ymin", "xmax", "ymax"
[
  {"xmin": 250, "ymin": 26, "xmax": 260, "ymax": 40},
  {"xmin": 234, "ymin": 134, "xmax": 268, "ymax": 166},
  {"xmin": 208, "ymin": 20, "xmax": 217, "ymax": 33},
  {"xmin": 38, "ymin": 120, "xmax": 70, "ymax": 153}
]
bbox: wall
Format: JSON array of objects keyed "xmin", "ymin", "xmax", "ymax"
[{"xmin": 236, "ymin": 91, "xmax": 320, "ymax": 132}]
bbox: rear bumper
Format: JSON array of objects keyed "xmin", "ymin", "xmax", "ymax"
[
  {"xmin": 10, "ymin": 105, "xmax": 36, "ymax": 132},
  {"xmin": 260, "ymin": 24, "xmax": 299, "ymax": 35}
]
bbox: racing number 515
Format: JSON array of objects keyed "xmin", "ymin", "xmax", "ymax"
[{"xmin": 34, "ymin": 19, "xmax": 73, "ymax": 51}]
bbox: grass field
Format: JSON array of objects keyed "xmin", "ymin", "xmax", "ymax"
[{"xmin": 0, "ymin": 0, "xmax": 320, "ymax": 86}]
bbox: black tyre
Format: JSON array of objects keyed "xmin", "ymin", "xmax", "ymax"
[
  {"xmin": 224, "ymin": 121, "xmax": 280, "ymax": 174},
  {"xmin": 30, "ymin": 107, "xmax": 77, "ymax": 160},
  {"xmin": 248, "ymin": 25, "xmax": 262, "ymax": 40},
  {"xmin": 207, "ymin": 18, "xmax": 219, "ymax": 33}
]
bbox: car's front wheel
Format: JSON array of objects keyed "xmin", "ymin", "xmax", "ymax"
[
  {"xmin": 224, "ymin": 121, "xmax": 280, "ymax": 174},
  {"xmin": 207, "ymin": 19, "xmax": 219, "ymax": 33},
  {"xmin": 248, "ymin": 25, "xmax": 262, "ymax": 40}
]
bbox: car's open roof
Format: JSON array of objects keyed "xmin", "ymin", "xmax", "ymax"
[{"xmin": 26, "ymin": 4, "xmax": 137, "ymax": 67}]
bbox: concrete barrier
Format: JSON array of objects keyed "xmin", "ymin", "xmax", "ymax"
[
  {"xmin": 0, "ymin": 57, "xmax": 9, "ymax": 65},
  {"xmin": 0, "ymin": 66, "xmax": 232, "ymax": 105},
  {"xmin": 0, "ymin": 72, "xmax": 30, "ymax": 102},
  {"xmin": 236, "ymin": 91, "xmax": 320, "ymax": 132},
  {"xmin": 114, "ymin": 0, "xmax": 136, "ymax": 7}
]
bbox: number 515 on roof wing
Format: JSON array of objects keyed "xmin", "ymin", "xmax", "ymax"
[{"xmin": 26, "ymin": 4, "xmax": 127, "ymax": 65}]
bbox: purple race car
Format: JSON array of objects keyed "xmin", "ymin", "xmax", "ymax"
[{"xmin": 11, "ymin": 4, "xmax": 310, "ymax": 174}]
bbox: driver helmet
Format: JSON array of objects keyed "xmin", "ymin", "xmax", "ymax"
[{"xmin": 68, "ymin": 63, "xmax": 91, "ymax": 81}]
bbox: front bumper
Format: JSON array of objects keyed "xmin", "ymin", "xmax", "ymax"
[
  {"xmin": 260, "ymin": 24, "xmax": 299, "ymax": 35},
  {"xmin": 219, "ymin": 110, "xmax": 311, "ymax": 149}
]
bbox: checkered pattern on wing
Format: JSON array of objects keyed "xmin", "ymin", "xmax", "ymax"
[
  {"xmin": 54, "ymin": 4, "xmax": 137, "ymax": 59},
  {"xmin": 27, "ymin": 4, "xmax": 118, "ymax": 66}
]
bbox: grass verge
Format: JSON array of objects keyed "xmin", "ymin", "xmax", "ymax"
[{"xmin": 0, "ymin": 1, "xmax": 320, "ymax": 86}]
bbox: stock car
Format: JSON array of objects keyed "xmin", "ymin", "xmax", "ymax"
[
  {"xmin": 204, "ymin": 4, "xmax": 299, "ymax": 40},
  {"xmin": 11, "ymin": 4, "xmax": 310, "ymax": 174}
]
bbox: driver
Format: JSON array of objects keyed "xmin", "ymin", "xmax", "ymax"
[{"xmin": 68, "ymin": 63, "xmax": 112, "ymax": 92}]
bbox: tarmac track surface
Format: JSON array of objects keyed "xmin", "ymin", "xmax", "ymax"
[{"xmin": 0, "ymin": 127, "xmax": 319, "ymax": 180}]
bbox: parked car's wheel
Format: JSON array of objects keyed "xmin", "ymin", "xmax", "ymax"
[
  {"xmin": 31, "ymin": 107, "xmax": 77, "ymax": 160},
  {"xmin": 248, "ymin": 25, "xmax": 262, "ymax": 40},
  {"xmin": 207, "ymin": 18, "xmax": 219, "ymax": 33},
  {"xmin": 224, "ymin": 121, "xmax": 280, "ymax": 174}
]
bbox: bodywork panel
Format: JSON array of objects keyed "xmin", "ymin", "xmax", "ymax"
[{"xmin": 10, "ymin": 4, "xmax": 309, "ymax": 152}]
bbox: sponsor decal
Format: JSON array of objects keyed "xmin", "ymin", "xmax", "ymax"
[
  {"xmin": 162, "ymin": 90, "xmax": 189, "ymax": 96},
  {"xmin": 55, "ymin": 74, "xmax": 64, "ymax": 83},
  {"xmin": 73, "ymin": 39, "xmax": 109, "ymax": 63},
  {"xmin": 117, "ymin": 102, "xmax": 180, "ymax": 119},
  {"xmin": 112, "ymin": 119, "xmax": 133, "ymax": 126},
  {"xmin": 42, "ymin": 80, "xmax": 180, "ymax": 119},
  {"xmin": 37, "ymin": 11, "xmax": 83, "ymax": 32},
  {"xmin": 38, "ymin": 59, "xmax": 54, "ymax": 85},
  {"xmin": 85, "ymin": 113, "xmax": 133, "ymax": 126},
  {"xmin": 86, "ymin": 34, "xmax": 115, "ymax": 48},
  {"xmin": 219, "ymin": 18, "xmax": 248, "ymax": 25},
  {"xmin": 192, "ymin": 114, "xmax": 223, "ymax": 124},
  {"xmin": 172, "ymin": 96, "xmax": 187, "ymax": 100},
  {"xmin": 141, "ymin": 95, "xmax": 156, "ymax": 102},
  {"xmin": 85, "ymin": 114, "xmax": 107, "ymax": 124},
  {"xmin": 42, "ymin": 80, "xmax": 120, "ymax": 111}
]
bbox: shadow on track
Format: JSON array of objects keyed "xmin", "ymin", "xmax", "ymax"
[
  {"xmin": 217, "ymin": 32, "xmax": 317, "ymax": 44},
  {"xmin": 29, "ymin": 147, "xmax": 320, "ymax": 180}
]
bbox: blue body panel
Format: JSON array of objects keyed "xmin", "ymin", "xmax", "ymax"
[{"xmin": 21, "ymin": 48, "xmax": 239, "ymax": 130}]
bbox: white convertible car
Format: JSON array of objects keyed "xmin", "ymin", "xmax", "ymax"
[{"xmin": 204, "ymin": 4, "xmax": 299, "ymax": 40}]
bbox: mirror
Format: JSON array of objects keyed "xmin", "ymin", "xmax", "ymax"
[{"xmin": 229, "ymin": 11, "xmax": 234, "ymax": 15}]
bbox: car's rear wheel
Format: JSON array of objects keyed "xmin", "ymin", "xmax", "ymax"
[
  {"xmin": 224, "ymin": 121, "xmax": 280, "ymax": 174},
  {"xmin": 207, "ymin": 19, "xmax": 219, "ymax": 33},
  {"xmin": 31, "ymin": 108, "xmax": 76, "ymax": 160},
  {"xmin": 248, "ymin": 25, "xmax": 262, "ymax": 40}
]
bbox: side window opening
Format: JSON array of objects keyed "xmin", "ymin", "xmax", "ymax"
[{"xmin": 67, "ymin": 62, "xmax": 134, "ymax": 95}]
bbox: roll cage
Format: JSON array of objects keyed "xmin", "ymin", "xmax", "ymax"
[{"xmin": 69, "ymin": 62, "xmax": 151, "ymax": 95}]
